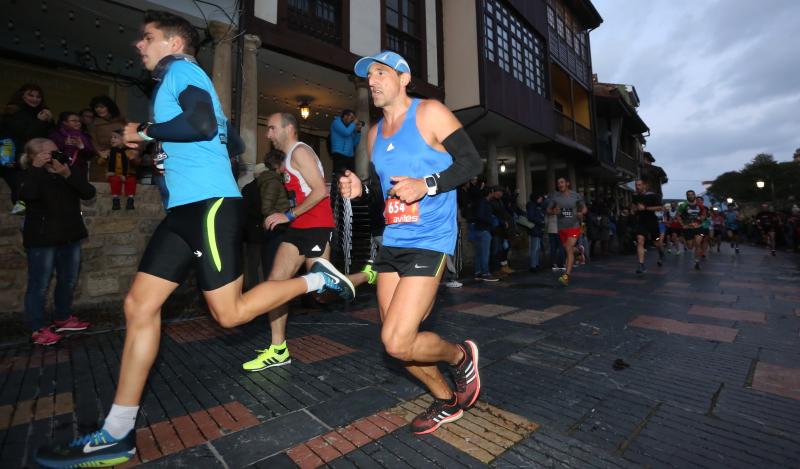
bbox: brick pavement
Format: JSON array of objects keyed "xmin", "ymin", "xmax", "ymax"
[{"xmin": 1, "ymin": 246, "xmax": 799, "ymax": 468}]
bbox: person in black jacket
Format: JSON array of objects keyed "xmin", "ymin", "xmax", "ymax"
[
  {"xmin": 526, "ymin": 194, "xmax": 546, "ymax": 271},
  {"xmin": 470, "ymin": 188, "xmax": 499, "ymax": 282},
  {"xmin": 19, "ymin": 138, "xmax": 95, "ymax": 346},
  {"xmin": 2, "ymin": 84, "xmax": 53, "ymax": 208}
]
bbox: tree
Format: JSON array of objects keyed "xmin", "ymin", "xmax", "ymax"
[{"xmin": 708, "ymin": 153, "xmax": 800, "ymax": 207}]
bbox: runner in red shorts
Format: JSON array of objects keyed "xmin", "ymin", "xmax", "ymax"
[{"xmin": 546, "ymin": 177, "xmax": 586, "ymax": 286}]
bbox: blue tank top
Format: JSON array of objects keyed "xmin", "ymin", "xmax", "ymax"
[
  {"xmin": 153, "ymin": 59, "xmax": 240, "ymax": 208},
  {"xmin": 372, "ymin": 99, "xmax": 457, "ymax": 254}
]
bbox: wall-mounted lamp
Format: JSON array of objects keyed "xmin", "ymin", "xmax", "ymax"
[
  {"xmin": 756, "ymin": 180, "xmax": 765, "ymax": 189},
  {"xmin": 726, "ymin": 197, "xmax": 733, "ymax": 204},
  {"xmin": 499, "ymin": 161, "xmax": 506, "ymax": 173},
  {"xmin": 299, "ymin": 102, "xmax": 310, "ymax": 120}
]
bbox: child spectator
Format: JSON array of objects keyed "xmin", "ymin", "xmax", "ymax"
[
  {"xmin": 88, "ymin": 95, "xmax": 126, "ymax": 181},
  {"xmin": 107, "ymin": 130, "xmax": 139, "ymax": 210}
]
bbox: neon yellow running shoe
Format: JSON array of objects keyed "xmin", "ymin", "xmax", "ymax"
[
  {"xmin": 361, "ymin": 262, "xmax": 378, "ymax": 285},
  {"xmin": 242, "ymin": 344, "xmax": 291, "ymax": 371},
  {"xmin": 558, "ymin": 273, "xmax": 570, "ymax": 286}
]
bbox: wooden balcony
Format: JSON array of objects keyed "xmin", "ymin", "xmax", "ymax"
[
  {"xmin": 554, "ymin": 110, "xmax": 593, "ymax": 150},
  {"xmin": 548, "ymin": 29, "xmax": 590, "ymax": 88},
  {"xmin": 616, "ymin": 150, "xmax": 639, "ymax": 177}
]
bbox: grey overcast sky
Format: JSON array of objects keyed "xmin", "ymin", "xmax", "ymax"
[{"xmin": 590, "ymin": 0, "xmax": 800, "ymax": 199}]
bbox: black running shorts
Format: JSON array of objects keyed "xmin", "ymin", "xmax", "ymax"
[
  {"xmin": 683, "ymin": 227, "xmax": 707, "ymax": 240},
  {"xmin": 634, "ymin": 221, "xmax": 660, "ymax": 241},
  {"xmin": 282, "ymin": 227, "xmax": 333, "ymax": 258},
  {"xmin": 375, "ymin": 245, "xmax": 447, "ymax": 277},
  {"xmin": 665, "ymin": 226, "xmax": 682, "ymax": 236},
  {"xmin": 139, "ymin": 197, "xmax": 244, "ymax": 291}
]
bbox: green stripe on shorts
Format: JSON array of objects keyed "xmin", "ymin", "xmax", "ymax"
[
  {"xmin": 435, "ymin": 254, "xmax": 447, "ymax": 277},
  {"xmin": 206, "ymin": 198, "xmax": 224, "ymax": 272}
]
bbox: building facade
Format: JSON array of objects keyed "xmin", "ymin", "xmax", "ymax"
[{"xmin": 0, "ymin": 0, "xmax": 670, "ymax": 311}]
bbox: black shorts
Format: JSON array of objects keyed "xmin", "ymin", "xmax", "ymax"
[
  {"xmin": 282, "ymin": 227, "xmax": 333, "ymax": 257},
  {"xmin": 634, "ymin": 222, "xmax": 661, "ymax": 241},
  {"xmin": 375, "ymin": 245, "xmax": 447, "ymax": 277},
  {"xmin": 665, "ymin": 226, "xmax": 682, "ymax": 236},
  {"xmin": 139, "ymin": 197, "xmax": 243, "ymax": 291},
  {"xmin": 683, "ymin": 227, "xmax": 707, "ymax": 240}
]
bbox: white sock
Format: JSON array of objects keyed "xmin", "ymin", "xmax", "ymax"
[
  {"xmin": 302, "ymin": 272, "xmax": 325, "ymax": 293},
  {"xmin": 102, "ymin": 404, "xmax": 139, "ymax": 439}
]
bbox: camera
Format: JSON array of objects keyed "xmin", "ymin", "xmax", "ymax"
[{"xmin": 51, "ymin": 150, "xmax": 70, "ymax": 165}]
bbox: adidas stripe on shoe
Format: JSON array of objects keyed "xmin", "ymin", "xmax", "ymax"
[
  {"xmin": 242, "ymin": 346, "xmax": 292, "ymax": 372},
  {"xmin": 410, "ymin": 397, "xmax": 464, "ymax": 435},
  {"xmin": 453, "ymin": 340, "xmax": 481, "ymax": 409}
]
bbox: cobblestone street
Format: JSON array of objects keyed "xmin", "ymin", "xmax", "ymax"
[{"xmin": 2, "ymin": 246, "xmax": 799, "ymax": 468}]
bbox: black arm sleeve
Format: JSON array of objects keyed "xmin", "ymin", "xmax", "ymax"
[
  {"xmin": 225, "ymin": 120, "xmax": 245, "ymax": 157},
  {"xmin": 434, "ymin": 127, "xmax": 483, "ymax": 193},
  {"xmin": 147, "ymin": 85, "xmax": 218, "ymax": 142}
]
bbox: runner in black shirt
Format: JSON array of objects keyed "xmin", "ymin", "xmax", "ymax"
[
  {"xmin": 755, "ymin": 203, "xmax": 779, "ymax": 256},
  {"xmin": 631, "ymin": 179, "xmax": 664, "ymax": 273}
]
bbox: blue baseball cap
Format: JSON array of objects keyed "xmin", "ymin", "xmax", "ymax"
[{"xmin": 354, "ymin": 51, "xmax": 411, "ymax": 77}]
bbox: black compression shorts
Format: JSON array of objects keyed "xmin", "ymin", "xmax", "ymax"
[
  {"xmin": 139, "ymin": 197, "xmax": 244, "ymax": 291},
  {"xmin": 375, "ymin": 246, "xmax": 447, "ymax": 277}
]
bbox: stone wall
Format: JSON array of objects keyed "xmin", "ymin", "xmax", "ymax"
[{"xmin": 0, "ymin": 181, "xmax": 192, "ymax": 315}]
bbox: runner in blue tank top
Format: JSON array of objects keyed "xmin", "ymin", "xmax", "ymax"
[
  {"xmin": 339, "ymin": 51, "xmax": 484, "ymax": 435},
  {"xmin": 35, "ymin": 11, "xmax": 354, "ymax": 469}
]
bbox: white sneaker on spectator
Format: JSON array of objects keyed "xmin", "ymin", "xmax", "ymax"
[{"xmin": 445, "ymin": 280, "xmax": 463, "ymax": 288}]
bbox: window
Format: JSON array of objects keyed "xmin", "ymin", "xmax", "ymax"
[
  {"xmin": 483, "ymin": 0, "xmax": 546, "ymax": 96},
  {"xmin": 547, "ymin": 0, "xmax": 590, "ymax": 86},
  {"xmin": 287, "ymin": 0, "xmax": 342, "ymax": 45},
  {"xmin": 385, "ymin": 0, "xmax": 423, "ymax": 77}
]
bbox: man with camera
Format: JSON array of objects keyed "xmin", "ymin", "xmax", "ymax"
[
  {"xmin": 329, "ymin": 109, "xmax": 362, "ymax": 174},
  {"xmin": 18, "ymin": 138, "xmax": 95, "ymax": 346}
]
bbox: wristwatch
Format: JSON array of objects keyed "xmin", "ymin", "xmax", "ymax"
[
  {"xmin": 424, "ymin": 174, "xmax": 438, "ymax": 196},
  {"xmin": 137, "ymin": 122, "xmax": 154, "ymax": 141}
]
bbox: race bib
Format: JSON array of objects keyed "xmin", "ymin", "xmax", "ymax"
[
  {"xmin": 385, "ymin": 198, "xmax": 420, "ymax": 224},
  {"xmin": 561, "ymin": 207, "xmax": 573, "ymax": 218}
]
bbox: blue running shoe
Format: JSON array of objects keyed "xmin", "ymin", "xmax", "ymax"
[
  {"xmin": 310, "ymin": 258, "xmax": 355, "ymax": 301},
  {"xmin": 35, "ymin": 429, "xmax": 135, "ymax": 468}
]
